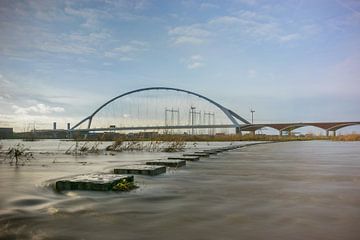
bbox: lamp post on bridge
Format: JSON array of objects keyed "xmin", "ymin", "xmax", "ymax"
[
  {"xmin": 250, "ymin": 109, "xmax": 255, "ymax": 124},
  {"xmin": 250, "ymin": 109, "xmax": 255, "ymax": 135}
]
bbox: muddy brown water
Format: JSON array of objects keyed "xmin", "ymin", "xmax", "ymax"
[{"xmin": 0, "ymin": 140, "xmax": 359, "ymax": 240}]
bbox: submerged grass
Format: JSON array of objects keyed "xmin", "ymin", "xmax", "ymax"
[
  {"xmin": 112, "ymin": 179, "xmax": 138, "ymax": 191},
  {"xmin": 65, "ymin": 141, "xmax": 102, "ymax": 155},
  {"xmin": 105, "ymin": 139, "xmax": 186, "ymax": 152}
]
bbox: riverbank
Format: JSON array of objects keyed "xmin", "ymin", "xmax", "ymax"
[
  {"xmin": 76, "ymin": 133, "xmax": 360, "ymax": 142},
  {"xmin": 2, "ymin": 133, "xmax": 359, "ymax": 143}
]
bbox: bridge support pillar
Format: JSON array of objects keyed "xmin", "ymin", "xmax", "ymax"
[
  {"xmin": 279, "ymin": 130, "xmax": 283, "ymax": 136},
  {"xmin": 251, "ymin": 130, "xmax": 256, "ymax": 136},
  {"xmin": 326, "ymin": 130, "xmax": 336, "ymax": 136},
  {"xmin": 235, "ymin": 127, "xmax": 242, "ymax": 135}
]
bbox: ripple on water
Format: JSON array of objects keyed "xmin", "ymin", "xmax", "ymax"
[{"xmin": 9, "ymin": 197, "xmax": 49, "ymax": 207}]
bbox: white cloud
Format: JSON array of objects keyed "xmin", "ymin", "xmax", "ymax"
[
  {"xmin": 114, "ymin": 45, "xmax": 139, "ymax": 53},
  {"xmin": 12, "ymin": 104, "xmax": 65, "ymax": 115},
  {"xmin": 169, "ymin": 24, "xmax": 211, "ymax": 45},
  {"xmin": 169, "ymin": 10, "xmax": 303, "ymax": 45},
  {"xmin": 0, "ymin": 113, "xmax": 78, "ymax": 131},
  {"xmin": 105, "ymin": 40, "xmax": 148, "ymax": 60},
  {"xmin": 247, "ymin": 69, "xmax": 257, "ymax": 78},
  {"xmin": 209, "ymin": 16, "xmax": 242, "ymax": 25},
  {"xmin": 183, "ymin": 55, "xmax": 205, "ymax": 69},
  {"xmin": 169, "ymin": 24, "xmax": 211, "ymax": 37},
  {"xmin": 188, "ymin": 62, "xmax": 204, "ymax": 69},
  {"xmin": 208, "ymin": 10, "xmax": 305, "ymax": 43},
  {"xmin": 200, "ymin": 3, "xmax": 219, "ymax": 10},
  {"xmin": 209, "ymin": 11, "xmax": 280, "ymax": 41},
  {"xmin": 173, "ymin": 36, "xmax": 205, "ymax": 45},
  {"xmin": 64, "ymin": 6, "xmax": 110, "ymax": 28},
  {"xmin": 130, "ymin": 40, "xmax": 147, "ymax": 46},
  {"xmin": 237, "ymin": 0, "xmax": 258, "ymax": 5},
  {"xmin": 0, "ymin": 74, "xmax": 11, "ymax": 85},
  {"xmin": 278, "ymin": 33, "xmax": 301, "ymax": 42}
]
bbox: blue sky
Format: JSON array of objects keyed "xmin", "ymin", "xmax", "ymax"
[{"xmin": 0, "ymin": 0, "xmax": 359, "ymax": 132}]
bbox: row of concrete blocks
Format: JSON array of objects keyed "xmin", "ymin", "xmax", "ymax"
[{"xmin": 55, "ymin": 144, "xmax": 243, "ymax": 192}]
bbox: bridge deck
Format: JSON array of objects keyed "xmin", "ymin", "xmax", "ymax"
[{"xmin": 70, "ymin": 121, "xmax": 360, "ymax": 133}]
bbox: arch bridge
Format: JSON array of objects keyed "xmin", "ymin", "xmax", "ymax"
[
  {"xmin": 71, "ymin": 87, "xmax": 250, "ymax": 134},
  {"xmin": 71, "ymin": 87, "xmax": 360, "ymax": 136}
]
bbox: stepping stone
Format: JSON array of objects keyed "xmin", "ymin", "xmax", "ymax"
[
  {"xmin": 211, "ymin": 149, "xmax": 224, "ymax": 153},
  {"xmin": 114, "ymin": 165, "xmax": 166, "ymax": 176},
  {"xmin": 146, "ymin": 160, "xmax": 186, "ymax": 168},
  {"xmin": 219, "ymin": 147, "xmax": 234, "ymax": 151},
  {"xmin": 55, "ymin": 173, "xmax": 134, "ymax": 191},
  {"xmin": 198, "ymin": 151, "xmax": 217, "ymax": 155},
  {"xmin": 183, "ymin": 153, "xmax": 210, "ymax": 157},
  {"xmin": 168, "ymin": 156, "xmax": 200, "ymax": 161}
]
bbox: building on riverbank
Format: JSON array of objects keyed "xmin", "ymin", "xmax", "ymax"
[{"xmin": 0, "ymin": 128, "xmax": 13, "ymax": 139}]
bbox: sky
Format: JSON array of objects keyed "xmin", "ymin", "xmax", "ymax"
[{"xmin": 0, "ymin": 0, "xmax": 360, "ymax": 132}]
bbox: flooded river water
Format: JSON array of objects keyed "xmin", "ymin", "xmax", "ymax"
[{"xmin": 0, "ymin": 140, "xmax": 359, "ymax": 240}]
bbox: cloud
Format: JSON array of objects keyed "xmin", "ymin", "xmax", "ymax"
[
  {"xmin": 209, "ymin": 11, "xmax": 280, "ymax": 40},
  {"xmin": 12, "ymin": 104, "xmax": 65, "ymax": 115},
  {"xmin": 64, "ymin": 5, "xmax": 113, "ymax": 28},
  {"xmin": 183, "ymin": 55, "xmax": 205, "ymax": 69},
  {"xmin": 0, "ymin": 113, "xmax": 78, "ymax": 131},
  {"xmin": 200, "ymin": 3, "xmax": 219, "ymax": 10},
  {"xmin": 237, "ymin": 0, "xmax": 258, "ymax": 5},
  {"xmin": 169, "ymin": 10, "xmax": 304, "ymax": 45},
  {"xmin": 188, "ymin": 62, "xmax": 204, "ymax": 69},
  {"xmin": 247, "ymin": 69, "xmax": 257, "ymax": 78},
  {"xmin": 104, "ymin": 40, "xmax": 148, "ymax": 60},
  {"xmin": 168, "ymin": 24, "xmax": 211, "ymax": 45},
  {"xmin": 173, "ymin": 36, "xmax": 205, "ymax": 45},
  {"xmin": 279, "ymin": 33, "xmax": 301, "ymax": 42},
  {"xmin": 0, "ymin": 1, "xmax": 150, "ymax": 60}
]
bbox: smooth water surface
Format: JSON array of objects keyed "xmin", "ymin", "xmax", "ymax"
[{"xmin": 0, "ymin": 140, "xmax": 359, "ymax": 240}]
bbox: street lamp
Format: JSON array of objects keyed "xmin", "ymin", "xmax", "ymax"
[{"xmin": 250, "ymin": 109, "xmax": 255, "ymax": 124}]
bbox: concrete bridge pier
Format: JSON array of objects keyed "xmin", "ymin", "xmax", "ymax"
[
  {"xmin": 326, "ymin": 130, "xmax": 337, "ymax": 136},
  {"xmin": 235, "ymin": 127, "xmax": 242, "ymax": 135}
]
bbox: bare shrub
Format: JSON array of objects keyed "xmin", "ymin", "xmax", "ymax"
[
  {"xmin": 162, "ymin": 141, "xmax": 186, "ymax": 152},
  {"xmin": 65, "ymin": 141, "xmax": 100, "ymax": 155},
  {"xmin": 4, "ymin": 143, "xmax": 34, "ymax": 166},
  {"xmin": 106, "ymin": 139, "xmax": 185, "ymax": 152}
]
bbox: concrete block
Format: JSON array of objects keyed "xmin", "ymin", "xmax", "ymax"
[
  {"xmin": 146, "ymin": 160, "xmax": 186, "ymax": 167},
  {"xmin": 183, "ymin": 153, "xmax": 210, "ymax": 157},
  {"xmin": 114, "ymin": 165, "xmax": 166, "ymax": 176},
  {"xmin": 197, "ymin": 151, "xmax": 217, "ymax": 155},
  {"xmin": 168, "ymin": 156, "xmax": 200, "ymax": 161},
  {"xmin": 55, "ymin": 174, "xmax": 134, "ymax": 191}
]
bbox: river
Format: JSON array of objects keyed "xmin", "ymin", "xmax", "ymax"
[{"xmin": 0, "ymin": 140, "xmax": 359, "ymax": 240}]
